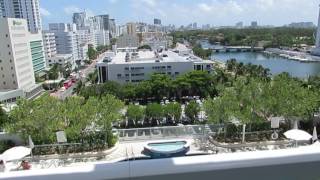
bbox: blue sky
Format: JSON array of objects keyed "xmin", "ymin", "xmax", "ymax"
[{"xmin": 40, "ymin": 0, "xmax": 319, "ymax": 29}]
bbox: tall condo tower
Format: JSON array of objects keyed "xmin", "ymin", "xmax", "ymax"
[
  {"xmin": 0, "ymin": 0, "xmax": 42, "ymax": 33},
  {"xmin": 312, "ymin": 5, "xmax": 320, "ymax": 56}
]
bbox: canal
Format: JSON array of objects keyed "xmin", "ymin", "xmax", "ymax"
[
  {"xmin": 211, "ymin": 52, "xmax": 320, "ymax": 78},
  {"xmin": 200, "ymin": 40, "xmax": 320, "ymax": 78}
]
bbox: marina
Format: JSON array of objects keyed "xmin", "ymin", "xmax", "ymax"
[{"xmin": 211, "ymin": 52, "xmax": 320, "ymax": 78}]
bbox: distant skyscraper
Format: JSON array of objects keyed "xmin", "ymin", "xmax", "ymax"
[
  {"xmin": 0, "ymin": 0, "xmax": 42, "ymax": 33},
  {"xmin": 251, "ymin": 21, "xmax": 258, "ymax": 28},
  {"xmin": 42, "ymin": 31, "xmax": 57, "ymax": 58},
  {"xmin": 236, "ymin": 22, "xmax": 243, "ymax": 29},
  {"xmin": 126, "ymin": 22, "xmax": 137, "ymax": 35},
  {"xmin": 48, "ymin": 23, "xmax": 80, "ymax": 64},
  {"xmin": 154, "ymin": 18, "xmax": 161, "ymax": 25},
  {"xmin": 96, "ymin": 14, "xmax": 110, "ymax": 31},
  {"xmin": 312, "ymin": 5, "xmax": 320, "ymax": 56},
  {"xmin": 288, "ymin": 22, "xmax": 315, "ymax": 29},
  {"xmin": 193, "ymin": 22, "xmax": 198, "ymax": 30},
  {"xmin": 73, "ymin": 12, "xmax": 88, "ymax": 30},
  {"xmin": 109, "ymin": 18, "xmax": 116, "ymax": 38}
]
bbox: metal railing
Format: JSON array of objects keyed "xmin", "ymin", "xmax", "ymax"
[{"xmin": 117, "ymin": 125, "xmax": 207, "ymax": 142}]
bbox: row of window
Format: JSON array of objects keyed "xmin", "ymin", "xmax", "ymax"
[
  {"xmin": 2, "ymin": 81, "xmax": 16, "ymax": 85},
  {"xmin": 124, "ymin": 67, "xmax": 145, "ymax": 71},
  {"xmin": 117, "ymin": 73, "xmax": 147, "ymax": 77},
  {"xmin": 152, "ymin": 66, "xmax": 172, "ymax": 70}
]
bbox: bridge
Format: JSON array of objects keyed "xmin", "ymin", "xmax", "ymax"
[{"xmin": 204, "ymin": 46, "xmax": 264, "ymax": 53}]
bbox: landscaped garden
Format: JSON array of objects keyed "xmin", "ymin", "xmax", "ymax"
[{"xmin": 1, "ymin": 59, "xmax": 320, "ymax": 154}]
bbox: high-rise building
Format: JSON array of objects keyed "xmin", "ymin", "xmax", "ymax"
[
  {"xmin": 312, "ymin": 5, "xmax": 320, "ymax": 56},
  {"xmin": 0, "ymin": 18, "xmax": 43, "ymax": 102},
  {"xmin": 73, "ymin": 12, "xmax": 88, "ymax": 30},
  {"xmin": 0, "ymin": 0, "xmax": 42, "ymax": 33},
  {"xmin": 288, "ymin": 22, "xmax": 315, "ymax": 29},
  {"xmin": 116, "ymin": 25, "xmax": 127, "ymax": 37},
  {"xmin": 96, "ymin": 14, "xmax": 110, "ymax": 31},
  {"xmin": 29, "ymin": 33, "xmax": 46, "ymax": 74},
  {"xmin": 251, "ymin": 21, "xmax": 258, "ymax": 28},
  {"xmin": 48, "ymin": 23, "xmax": 80, "ymax": 67},
  {"xmin": 93, "ymin": 29, "xmax": 110, "ymax": 46},
  {"xmin": 236, "ymin": 22, "xmax": 243, "ymax": 29},
  {"xmin": 126, "ymin": 22, "xmax": 137, "ymax": 35},
  {"xmin": 192, "ymin": 22, "xmax": 198, "ymax": 30},
  {"xmin": 116, "ymin": 34, "xmax": 139, "ymax": 48},
  {"xmin": 154, "ymin": 18, "xmax": 161, "ymax": 25},
  {"xmin": 109, "ymin": 18, "xmax": 116, "ymax": 38},
  {"xmin": 42, "ymin": 31, "xmax": 57, "ymax": 58}
]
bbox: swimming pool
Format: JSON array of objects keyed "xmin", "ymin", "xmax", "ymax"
[{"xmin": 143, "ymin": 140, "xmax": 190, "ymax": 158}]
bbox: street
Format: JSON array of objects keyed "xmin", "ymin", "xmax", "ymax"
[{"xmin": 52, "ymin": 52, "xmax": 106, "ymax": 100}]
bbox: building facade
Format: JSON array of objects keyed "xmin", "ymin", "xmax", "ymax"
[
  {"xmin": 73, "ymin": 12, "xmax": 88, "ymax": 30},
  {"xmin": 127, "ymin": 22, "xmax": 137, "ymax": 35},
  {"xmin": 46, "ymin": 54, "xmax": 73, "ymax": 68},
  {"xmin": 29, "ymin": 33, "xmax": 46, "ymax": 74},
  {"xmin": 96, "ymin": 44, "xmax": 214, "ymax": 84},
  {"xmin": 116, "ymin": 34, "xmax": 139, "ymax": 48},
  {"xmin": 48, "ymin": 23, "xmax": 80, "ymax": 66},
  {"xmin": 0, "ymin": 18, "xmax": 42, "ymax": 101},
  {"xmin": 154, "ymin": 18, "xmax": 161, "ymax": 25},
  {"xmin": 312, "ymin": 6, "xmax": 320, "ymax": 56},
  {"xmin": 0, "ymin": 0, "xmax": 42, "ymax": 33},
  {"xmin": 42, "ymin": 31, "xmax": 57, "ymax": 58}
]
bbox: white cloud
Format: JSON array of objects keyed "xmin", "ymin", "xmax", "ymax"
[
  {"xmin": 40, "ymin": 7, "xmax": 51, "ymax": 16},
  {"xmin": 64, "ymin": 5, "xmax": 81, "ymax": 15}
]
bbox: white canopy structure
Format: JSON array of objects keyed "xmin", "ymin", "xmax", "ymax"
[
  {"xmin": 0, "ymin": 146, "xmax": 31, "ymax": 162},
  {"xmin": 284, "ymin": 129, "xmax": 312, "ymax": 141}
]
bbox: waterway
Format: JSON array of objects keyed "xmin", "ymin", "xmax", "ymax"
[
  {"xmin": 211, "ymin": 52, "xmax": 320, "ymax": 78},
  {"xmin": 200, "ymin": 40, "xmax": 320, "ymax": 78}
]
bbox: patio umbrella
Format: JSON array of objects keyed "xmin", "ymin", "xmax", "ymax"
[
  {"xmin": 1, "ymin": 146, "xmax": 31, "ymax": 162},
  {"xmin": 284, "ymin": 129, "xmax": 312, "ymax": 141},
  {"xmin": 312, "ymin": 127, "xmax": 318, "ymax": 143}
]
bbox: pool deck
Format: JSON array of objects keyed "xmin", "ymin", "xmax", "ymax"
[{"xmin": 12, "ymin": 138, "xmax": 203, "ymax": 171}]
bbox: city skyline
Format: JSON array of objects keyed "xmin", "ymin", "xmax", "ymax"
[{"xmin": 40, "ymin": 0, "xmax": 319, "ymax": 27}]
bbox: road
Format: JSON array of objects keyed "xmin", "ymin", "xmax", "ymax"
[{"xmin": 52, "ymin": 53, "xmax": 106, "ymax": 100}]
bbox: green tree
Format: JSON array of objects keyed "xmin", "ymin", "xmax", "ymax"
[
  {"xmin": 87, "ymin": 47, "xmax": 97, "ymax": 60},
  {"xmin": 47, "ymin": 64, "xmax": 61, "ymax": 80},
  {"xmin": 135, "ymin": 81, "xmax": 152, "ymax": 102},
  {"xmin": 149, "ymin": 74, "xmax": 173, "ymax": 101},
  {"xmin": 86, "ymin": 70, "xmax": 98, "ymax": 84},
  {"xmin": 6, "ymin": 94, "xmax": 124, "ymax": 148},
  {"xmin": 122, "ymin": 83, "xmax": 136, "ymax": 101},
  {"xmin": 164, "ymin": 103, "xmax": 181, "ymax": 124},
  {"xmin": 74, "ymin": 80, "xmax": 84, "ymax": 94},
  {"xmin": 126, "ymin": 105, "xmax": 145, "ymax": 128},
  {"xmin": 145, "ymin": 103, "xmax": 164, "ymax": 126},
  {"xmin": 185, "ymin": 101, "xmax": 200, "ymax": 124},
  {"xmin": 0, "ymin": 105, "xmax": 8, "ymax": 130}
]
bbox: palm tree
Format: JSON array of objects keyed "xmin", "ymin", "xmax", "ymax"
[
  {"xmin": 86, "ymin": 70, "xmax": 98, "ymax": 84},
  {"xmin": 73, "ymin": 80, "xmax": 84, "ymax": 94}
]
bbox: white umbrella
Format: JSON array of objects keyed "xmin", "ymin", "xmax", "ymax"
[
  {"xmin": 1, "ymin": 146, "xmax": 31, "ymax": 162},
  {"xmin": 312, "ymin": 127, "xmax": 318, "ymax": 143},
  {"xmin": 284, "ymin": 129, "xmax": 312, "ymax": 141}
]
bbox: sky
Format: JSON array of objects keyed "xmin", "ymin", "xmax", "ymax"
[{"xmin": 40, "ymin": 0, "xmax": 320, "ymax": 28}]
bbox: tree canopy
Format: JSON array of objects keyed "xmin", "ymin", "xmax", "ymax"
[{"xmin": 6, "ymin": 94, "xmax": 124, "ymax": 146}]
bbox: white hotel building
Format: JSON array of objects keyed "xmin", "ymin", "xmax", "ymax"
[
  {"xmin": 96, "ymin": 44, "xmax": 214, "ymax": 84},
  {"xmin": 0, "ymin": 18, "xmax": 42, "ymax": 103}
]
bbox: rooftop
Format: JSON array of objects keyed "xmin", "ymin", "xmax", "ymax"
[{"xmin": 99, "ymin": 44, "xmax": 211, "ymax": 65}]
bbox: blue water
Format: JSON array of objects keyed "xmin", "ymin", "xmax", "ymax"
[
  {"xmin": 211, "ymin": 52, "xmax": 320, "ymax": 78},
  {"xmin": 149, "ymin": 141, "xmax": 186, "ymax": 152}
]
